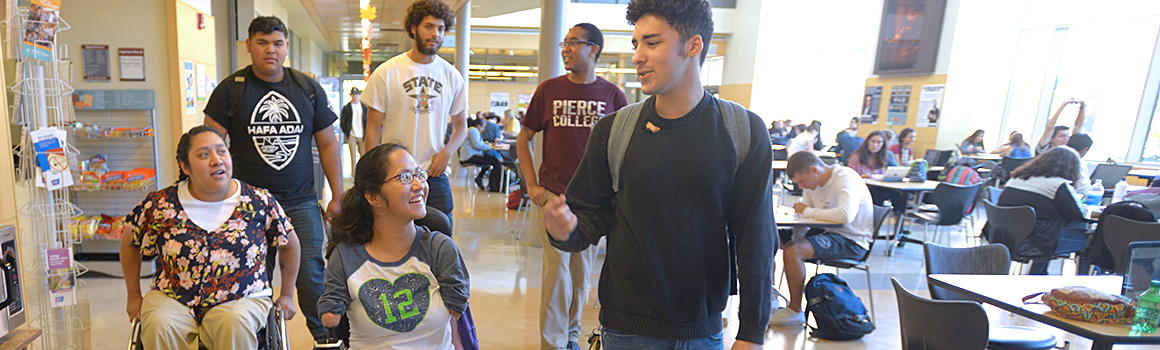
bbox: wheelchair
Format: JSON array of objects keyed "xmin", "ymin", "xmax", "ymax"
[{"xmin": 128, "ymin": 305, "xmax": 289, "ymax": 350}]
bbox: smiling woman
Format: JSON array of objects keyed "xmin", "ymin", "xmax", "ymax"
[{"xmin": 318, "ymin": 143, "xmax": 471, "ymax": 349}]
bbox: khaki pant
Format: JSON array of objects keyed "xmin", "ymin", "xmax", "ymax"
[
  {"xmin": 139, "ymin": 289, "xmax": 273, "ymax": 350},
  {"xmin": 347, "ymin": 135, "xmax": 363, "ymax": 173},
  {"xmin": 539, "ymin": 218, "xmax": 598, "ymax": 349}
]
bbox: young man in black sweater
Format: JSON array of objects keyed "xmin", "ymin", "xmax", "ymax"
[{"xmin": 541, "ymin": 0, "xmax": 775, "ymax": 348}]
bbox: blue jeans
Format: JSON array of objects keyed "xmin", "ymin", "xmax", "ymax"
[
  {"xmin": 601, "ymin": 328, "xmax": 724, "ymax": 350},
  {"xmin": 426, "ymin": 174, "xmax": 454, "ymax": 229},
  {"xmin": 266, "ymin": 200, "xmax": 326, "ymax": 340}
]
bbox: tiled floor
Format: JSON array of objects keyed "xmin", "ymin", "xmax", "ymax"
[{"xmin": 76, "ymin": 173, "xmax": 1156, "ymax": 349}]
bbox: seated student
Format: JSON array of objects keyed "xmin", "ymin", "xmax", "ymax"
[
  {"xmin": 769, "ymin": 120, "xmax": 788, "ymax": 145},
  {"xmin": 890, "ymin": 127, "xmax": 917, "ymax": 166},
  {"xmin": 848, "ymin": 131, "xmax": 907, "ymax": 215},
  {"xmin": 959, "ymin": 129, "xmax": 986, "ymax": 155},
  {"xmin": 810, "ymin": 120, "xmax": 825, "ymax": 151},
  {"xmin": 996, "ymin": 147, "xmax": 1089, "ymax": 275},
  {"xmin": 319, "ymin": 144, "xmax": 469, "ymax": 349},
  {"xmin": 460, "ymin": 117, "xmax": 504, "ymax": 192},
  {"xmin": 770, "ymin": 152, "xmax": 875, "ymax": 326},
  {"xmin": 1035, "ymin": 98, "xmax": 1086, "ymax": 155},
  {"xmin": 992, "ymin": 131, "xmax": 1032, "ymax": 158},
  {"xmin": 786, "ymin": 124, "xmax": 818, "ymax": 159},
  {"xmin": 834, "ymin": 117, "xmax": 864, "ymax": 164},
  {"xmin": 1067, "ymin": 133, "xmax": 1095, "ymax": 196},
  {"xmin": 120, "ymin": 126, "xmax": 301, "ymax": 350}
]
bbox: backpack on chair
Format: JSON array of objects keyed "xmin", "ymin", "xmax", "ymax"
[{"xmin": 804, "ymin": 273, "xmax": 875, "ymax": 340}]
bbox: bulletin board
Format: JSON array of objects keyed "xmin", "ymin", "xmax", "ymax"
[{"xmin": 859, "ymin": 74, "xmax": 948, "ymax": 158}]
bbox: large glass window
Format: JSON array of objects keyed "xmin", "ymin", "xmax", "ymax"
[
  {"xmin": 1049, "ymin": 18, "xmax": 1160, "ymax": 161},
  {"xmin": 999, "ymin": 28, "xmax": 1054, "ymax": 144}
]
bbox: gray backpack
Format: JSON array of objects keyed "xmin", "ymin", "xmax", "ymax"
[{"xmin": 607, "ymin": 97, "xmax": 752, "ymax": 192}]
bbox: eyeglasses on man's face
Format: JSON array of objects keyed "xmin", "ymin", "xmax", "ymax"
[
  {"xmin": 559, "ymin": 40, "xmax": 596, "ymax": 48},
  {"xmin": 387, "ymin": 169, "xmax": 430, "ymax": 185}
]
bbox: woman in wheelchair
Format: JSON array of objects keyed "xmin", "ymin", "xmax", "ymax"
[
  {"xmin": 119, "ymin": 125, "xmax": 302, "ymax": 349},
  {"xmin": 318, "ymin": 143, "xmax": 470, "ymax": 349}
]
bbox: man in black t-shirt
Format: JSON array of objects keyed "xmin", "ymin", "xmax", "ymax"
[{"xmin": 202, "ymin": 16, "xmax": 343, "ymax": 341}]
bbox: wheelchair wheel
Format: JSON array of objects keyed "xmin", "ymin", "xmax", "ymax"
[{"xmin": 128, "ymin": 319, "xmax": 143, "ymax": 350}]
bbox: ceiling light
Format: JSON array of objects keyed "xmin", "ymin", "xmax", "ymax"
[
  {"xmin": 486, "ymin": 71, "xmax": 503, "ymax": 77},
  {"xmin": 468, "ymin": 64, "xmax": 491, "ymax": 70},
  {"xmin": 468, "ymin": 71, "xmax": 486, "ymax": 76},
  {"xmin": 502, "ymin": 72, "xmax": 536, "ymax": 78},
  {"xmin": 492, "ymin": 65, "xmax": 531, "ymax": 71},
  {"xmin": 508, "ymin": 50, "xmax": 514, "ymax": 56}
]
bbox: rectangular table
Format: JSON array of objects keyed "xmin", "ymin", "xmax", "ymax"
[
  {"xmin": 963, "ymin": 154, "xmax": 1002, "ymax": 161},
  {"xmin": 865, "ymin": 179, "xmax": 941, "ymax": 255},
  {"xmin": 775, "ymin": 206, "xmax": 843, "ymax": 228},
  {"xmin": 928, "ymin": 274, "xmax": 1160, "ymax": 350}
]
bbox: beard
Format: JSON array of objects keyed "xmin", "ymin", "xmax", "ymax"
[{"xmin": 415, "ymin": 37, "xmax": 441, "ymax": 55}]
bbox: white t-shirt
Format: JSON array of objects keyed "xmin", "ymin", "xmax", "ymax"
[
  {"xmin": 352, "ymin": 102, "xmax": 364, "ymax": 138},
  {"xmin": 177, "ymin": 179, "xmax": 240, "ymax": 232},
  {"xmin": 361, "ymin": 53, "xmax": 467, "ymax": 172},
  {"xmin": 800, "ymin": 166, "xmax": 875, "ymax": 249},
  {"xmin": 786, "ymin": 132, "xmax": 816, "ymax": 159}
]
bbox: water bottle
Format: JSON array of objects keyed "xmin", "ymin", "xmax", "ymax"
[
  {"xmin": 1113, "ymin": 177, "xmax": 1130, "ymax": 203},
  {"xmin": 1132, "ymin": 280, "xmax": 1160, "ymax": 333},
  {"xmin": 1085, "ymin": 179, "xmax": 1104, "ymax": 206}
]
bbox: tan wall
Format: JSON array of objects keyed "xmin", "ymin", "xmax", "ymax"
[
  {"xmin": 168, "ymin": 0, "xmax": 217, "ymax": 138},
  {"xmin": 859, "ymin": 74, "xmax": 949, "ymax": 158},
  {"xmin": 718, "ymin": 83, "xmax": 752, "ymax": 109},
  {"xmin": 60, "ymin": 0, "xmax": 175, "ymax": 184}
]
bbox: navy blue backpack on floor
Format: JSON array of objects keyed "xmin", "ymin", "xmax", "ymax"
[{"xmin": 804, "ymin": 273, "xmax": 875, "ymax": 340}]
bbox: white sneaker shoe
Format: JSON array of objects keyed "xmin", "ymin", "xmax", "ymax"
[{"xmin": 768, "ymin": 307, "xmax": 805, "ymax": 327}]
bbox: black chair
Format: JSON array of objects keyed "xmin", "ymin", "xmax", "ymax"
[
  {"xmin": 996, "ymin": 157, "xmax": 1032, "ymax": 186},
  {"xmin": 1102, "ymin": 215, "xmax": 1160, "ymax": 275},
  {"xmin": 509, "ymin": 158, "xmax": 533, "ymax": 240},
  {"xmin": 803, "ymin": 205, "xmax": 890, "ymax": 322},
  {"xmin": 130, "ymin": 306, "xmax": 288, "ymax": 350},
  {"xmin": 892, "ymin": 277, "xmax": 990, "ymax": 350},
  {"xmin": 981, "ymin": 200, "xmax": 1072, "ymax": 273},
  {"xmin": 906, "ymin": 182, "xmax": 982, "ymax": 246},
  {"xmin": 923, "ymin": 243, "xmax": 1060, "ymax": 350}
]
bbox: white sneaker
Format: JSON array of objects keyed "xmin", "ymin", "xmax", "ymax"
[{"xmin": 768, "ymin": 307, "xmax": 805, "ymax": 327}]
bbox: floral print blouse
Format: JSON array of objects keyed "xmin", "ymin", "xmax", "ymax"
[{"xmin": 126, "ymin": 181, "xmax": 292, "ymax": 320}]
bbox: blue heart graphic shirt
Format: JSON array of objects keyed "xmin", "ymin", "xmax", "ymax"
[{"xmin": 318, "ymin": 226, "xmax": 469, "ymax": 349}]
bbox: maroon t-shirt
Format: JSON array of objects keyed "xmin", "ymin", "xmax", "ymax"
[{"xmin": 522, "ymin": 75, "xmax": 628, "ymax": 194}]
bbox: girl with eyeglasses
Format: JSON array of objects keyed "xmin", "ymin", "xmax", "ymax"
[{"xmin": 318, "ymin": 143, "xmax": 470, "ymax": 349}]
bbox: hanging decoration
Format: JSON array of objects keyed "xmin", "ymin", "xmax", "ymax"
[{"xmin": 360, "ymin": 0, "xmax": 376, "ymax": 81}]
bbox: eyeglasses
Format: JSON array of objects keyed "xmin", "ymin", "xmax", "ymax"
[
  {"xmin": 558, "ymin": 40, "xmax": 596, "ymax": 48},
  {"xmin": 387, "ymin": 169, "xmax": 430, "ymax": 185}
]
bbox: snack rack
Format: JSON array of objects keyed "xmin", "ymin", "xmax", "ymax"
[
  {"xmin": 4, "ymin": 8, "xmax": 88, "ymax": 350},
  {"xmin": 71, "ymin": 98, "xmax": 158, "ymax": 277}
]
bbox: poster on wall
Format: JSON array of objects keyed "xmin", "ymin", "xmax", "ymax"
[
  {"xmin": 517, "ymin": 93, "xmax": 532, "ymax": 113},
  {"xmin": 887, "ymin": 85, "xmax": 911, "ymax": 126},
  {"xmin": 860, "ymin": 86, "xmax": 883, "ymax": 124},
  {"xmin": 195, "ymin": 64, "xmax": 206, "ymax": 100},
  {"xmin": 183, "ymin": 60, "xmax": 195, "ymax": 114},
  {"xmin": 316, "ymin": 76, "xmax": 342, "ymax": 117},
  {"xmin": 118, "ymin": 48, "xmax": 146, "ymax": 81},
  {"xmin": 490, "ymin": 92, "xmax": 510, "ymax": 114},
  {"xmin": 81, "ymin": 45, "xmax": 110, "ymax": 82},
  {"xmin": 915, "ymin": 84, "xmax": 944, "ymax": 128},
  {"xmin": 22, "ymin": 0, "xmax": 59, "ymax": 61}
]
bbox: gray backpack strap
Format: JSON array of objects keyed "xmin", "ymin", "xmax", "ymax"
[
  {"xmin": 608, "ymin": 101, "xmax": 646, "ymax": 192},
  {"xmin": 717, "ymin": 98, "xmax": 751, "ymax": 173}
]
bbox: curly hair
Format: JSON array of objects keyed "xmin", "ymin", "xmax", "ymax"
[
  {"xmin": 1010, "ymin": 146, "xmax": 1082, "ymax": 183},
  {"xmin": 404, "ymin": 0, "xmax": 456, "ymax": 40},
  {"xmin": 626, "ymin": 0, "xmax": 714, "ymax": 64},
  {"xmin": 176, "ymin": 125, "xmax": 225, "ymax": 183},
  {"xmin": 326, "ymin": 143, "xmax": 409, "ymax": 257}
]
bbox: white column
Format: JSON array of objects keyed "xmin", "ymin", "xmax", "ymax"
[
  {"xmin": 538, "ymin": 0, "xmax": 566, "ymax": 83},
  {"xmin": 455, "ymin": 0, "xmax": 470, "ymax": 79}
]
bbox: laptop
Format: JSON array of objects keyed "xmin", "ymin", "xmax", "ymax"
[
  {"xmin": 1122, "ymin": 240, "xmax": 1160, "ymax": 301},
  {"xmin": 881, "ymin": 166, "xmax": 910, "ymax": 182},
  {"xmin": 1090, "ymin": 163, "xmax": 1132, "ymax": 189}
]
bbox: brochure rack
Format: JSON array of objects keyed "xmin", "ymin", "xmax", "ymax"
[{"xmin": 4, "ymin": 8, "xmax": 88, "ymax": 350}]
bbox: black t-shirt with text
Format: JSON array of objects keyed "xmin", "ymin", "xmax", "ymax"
[{"xmin": 204, "ymin": 66, "xmax": 338, "ymax": 206}]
